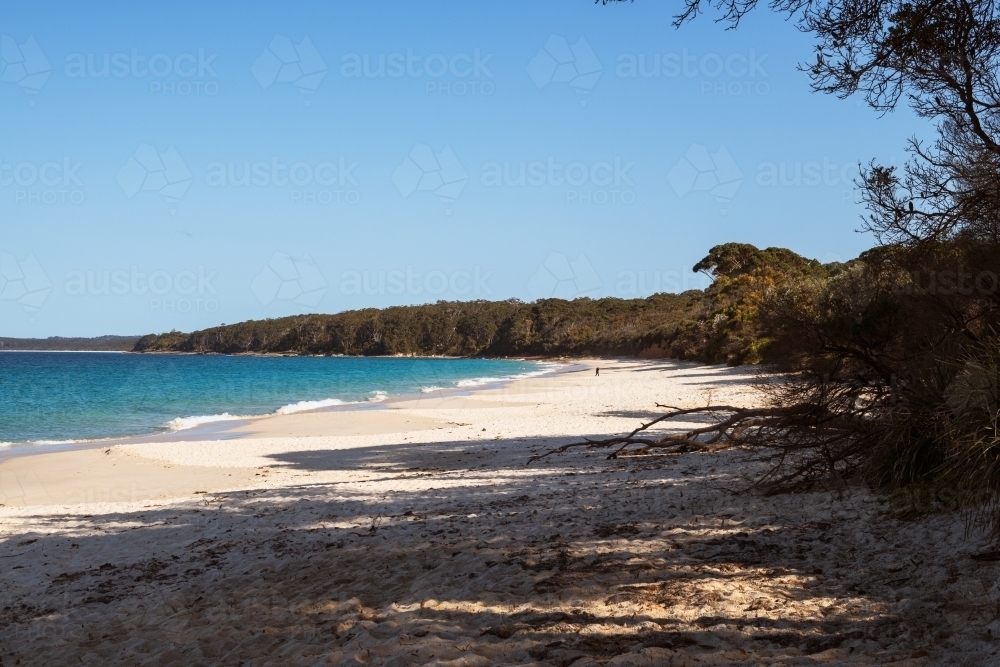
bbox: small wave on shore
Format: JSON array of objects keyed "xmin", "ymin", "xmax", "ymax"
[
  {"xmin": 275, "ymin": 398, "xmax": 348, "ymax": 415},
  {"xmin": 165, "ymin": 413, "xmax": 244, "ymax": 431},
  {"xmin": 455, "ymin": 364, "xmax": 559, "ymax": 388},
  {"xmin": 167, "ymin": 396, "xmax": 365, "ymax": 430},
  {"xmin": 455, "ymin": 376, "xmax": 505, "ymax": 387}
]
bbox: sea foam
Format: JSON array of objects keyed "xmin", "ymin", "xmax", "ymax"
[
  {"xmin": 165, "ymin": 413, "xmax": 244, "ymax": 431},
  {"xmin": 456, "ymin": 376, "xmax": 505, "ymax": 387},
  {"xmin": 275, "ymin": 398, "xmax": 347, "ymax": 415},
  {"xmin": 454, "ymin": 364, "xmax": 558, "ymax": 389}
]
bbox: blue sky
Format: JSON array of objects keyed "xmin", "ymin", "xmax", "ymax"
[{"xmin": 0, "ymin": 0, "xmax": 926, "ymax": 337}]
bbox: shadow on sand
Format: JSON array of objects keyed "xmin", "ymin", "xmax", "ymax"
[{"xmin": 1, "ymin": 434, "xmax": 994, "ymax": 665}]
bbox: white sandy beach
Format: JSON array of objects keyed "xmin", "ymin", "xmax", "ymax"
[{"xmin": 1, "ymin": 359, "xmax": 998, "ymax": 666}]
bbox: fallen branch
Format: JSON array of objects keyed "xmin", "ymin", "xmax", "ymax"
[
  {"xmin": 527, "ymin": 397, "xmax": 869, "ymax": 495},
  {"xmin": 527, "ymin": 404, "xmax": 768, "ymax": 463}
]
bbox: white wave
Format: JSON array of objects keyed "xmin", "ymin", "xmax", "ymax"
[
  {"xmin": 165, "ymin": 413, "xmax": 244, "ymax": 431},
  {"xmin": 454, "ymin": 364, "xmax": 560, "ymax": 389},
  {"xmin": 515, "ymin": 369, "xmax": 555, "ymax": 380},
  {"xmin": 0, "ymin": 442, "xmax": 14, "ymax": 449},
  {"xmin": 275, "ymin": 398, "xmax": 346, "ymax": 415},
  {"xmin": 27, "ymin": 439, "xmax": 80, "ymax": 445},
  {"xmin": 456, "ymin": 376, "xmax": 505, "ymax": 387},
  {"xmin": 158, "ymin": 364, "xmax": 563, "ymax": 432},
  {"xmin": 508, "ymin": 365, "xmax": 563, "ymax": 381}
]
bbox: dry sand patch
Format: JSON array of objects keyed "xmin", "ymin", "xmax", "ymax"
[{"xmin": 0, "ymin": 447, "xmax": 257, "ymax": 507}]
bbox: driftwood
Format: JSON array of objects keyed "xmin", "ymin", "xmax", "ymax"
[
  {"xmin": 528, "ymin": 398, "xmax": 868, "ymax": 494},
  {"xmin": 527, "ymin": 405, "xmax": 760, "ymax": 463}
]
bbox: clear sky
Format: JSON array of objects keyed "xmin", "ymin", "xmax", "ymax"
[{"xmin": 0, "ymin": 0, "xmax": 926, "ymax": 337}]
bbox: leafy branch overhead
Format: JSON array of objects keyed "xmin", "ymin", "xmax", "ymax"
[{"xmin": 584, "ymin": 0, "xmax": 1000, "ymax": 534}]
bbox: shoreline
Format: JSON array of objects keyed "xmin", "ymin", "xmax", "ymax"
[
  {"xmin": 0, "ymin": 357, "xmax": 584, "ymax": 463},
  {"xmin": 1, "ymin": 347, "xmax": 626, "ymax": 361},
  {"xmin": 0, "ymin": 357, "xmax": 736, "ymax": 507}
]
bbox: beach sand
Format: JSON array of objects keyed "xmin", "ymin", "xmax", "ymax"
[{"xmin": 1, "ymin": 359, "xmax": 998, "ymax": 665}]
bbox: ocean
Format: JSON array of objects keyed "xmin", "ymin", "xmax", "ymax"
[{"xmin": 0, "ymin": 352, "xmax": 553, "ymax": 445}]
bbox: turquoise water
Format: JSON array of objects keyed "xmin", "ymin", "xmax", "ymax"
[{"xmin": 0, "ymin": 352, "xmax": 550, "ymax": 444}]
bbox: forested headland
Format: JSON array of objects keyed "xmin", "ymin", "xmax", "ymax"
[
  {"xmin": 0, "ymin": 335, "xmax": 140, "ymax": 351},
  {"xmin": 132, "ymin": 242, "xmax": 834, "ymax": 365}
]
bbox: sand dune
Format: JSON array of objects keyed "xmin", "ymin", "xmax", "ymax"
[{"xmin": 1, "ymin": 359, "xmax": 998, "ymax": 665}]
